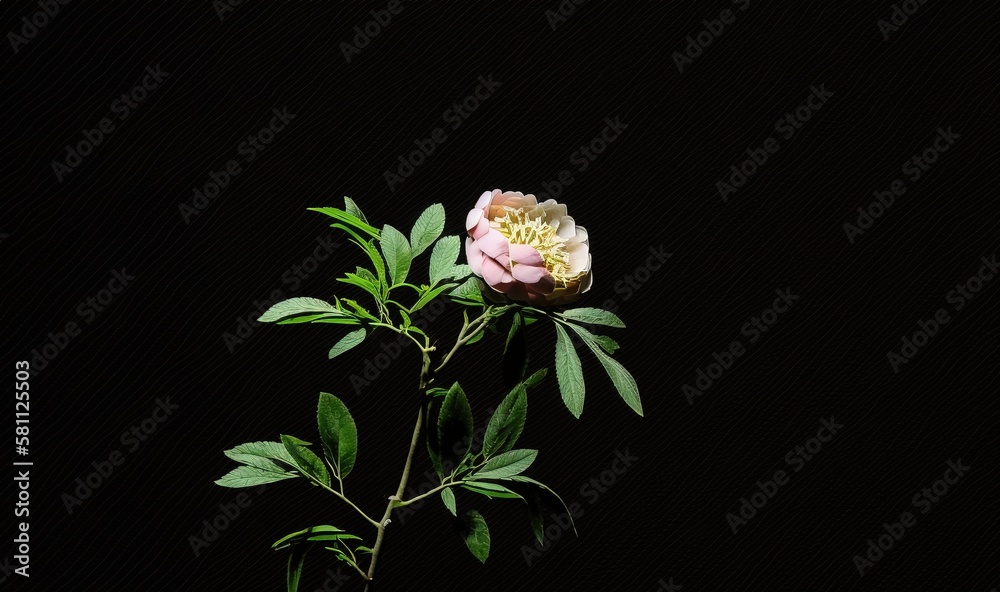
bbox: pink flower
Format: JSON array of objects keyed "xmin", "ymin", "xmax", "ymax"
[{"xmin": 465, "ymin": 189, "xmax": 592, "ymax": 306}]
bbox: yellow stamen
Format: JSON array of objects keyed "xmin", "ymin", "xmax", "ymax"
[{"xmin": 493, "ymin": 207, "xmax": 583, "ymax": 286}]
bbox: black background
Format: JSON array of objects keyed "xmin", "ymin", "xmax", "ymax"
[{"xmin": 2, "ymin": 2, "xmax": 996, "ymax": 591}]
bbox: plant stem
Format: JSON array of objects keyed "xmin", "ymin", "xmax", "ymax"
[
  {"xmin": 364, "ymin": 399, "xmax": 425, "ymax": 590},
  {"xmin": 395, "ymin": 480, "xmax": 465, "ymax": 507}
]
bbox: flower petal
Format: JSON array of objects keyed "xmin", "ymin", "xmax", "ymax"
[
  {"xmin": 477, "ymin": 228, "xmax": 510, "ymax": 259},
  {"xmin": 482, "ymin": 256, "xmax": 514, "ymax": 287},
  {"xmin": 475, "ymin": 190, "xmax": 492, "ymax": 210},
  {"xmin": 510, "ymin": 263, "xmax": 551, "ymax": 285},
  {"xmin": 466, "ymin": 237, "xmax": 483, "ymax": 277},
  {"xmin": 509, "ymin": 243, "xmax": 545, "ymax": 266},
  {"xmin": 466, "ymin": 209, "xmax": 489, "ymax": 240}
]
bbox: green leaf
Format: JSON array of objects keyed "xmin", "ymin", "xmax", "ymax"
[
  {"xmin": 317, "ymin": 393, "xmax": 359, "ymax": 479},
  {"xmin": 508, "ymin": 476, "xmax": 577, "ymax": 536},
  {"xmin": 429, "ymin": 235, "xmax": 461, "ymax": 284},
  {"xmin": 343, "ymin": 197, "xmax": 368, "ymax": 223},
  {"xmin": 523, "ymin": 367, "xmax": 548, "ymax": 388},
  {"xmin": 275, "ymin": 313, "xmax": 344, "ymax": 325},
  {"xmin": 558, "ymin": 308, "xmax": 626, "ymax": 328},
  {"xmin": 449, "ymin": 277, "xmax": 484, "ymax": 304},
  {"xmin": 409, "ymin": 203, "xmax": 445, "ymax": 257},
  {"xmin": 461, "ymin": 510, "xmax": 491, "ymax": 563},
  {"xmin": 287, "ymin": 545, "xmax": 309, "ymax": 592},
  {"xmin": 308, "ymin": 207, "xmax": 380, "ymax": 239},
  {"xmin": 225, "ymin": 441, "xmax": 299, "ymax": 468},
  {"xmin": 441, "ymin": 488, "xmax": 457, "ymax": 516},
  {"xmin": 473, "ymin": 449, "xmax": 537, "ymax": 479},
  {"xmin": 215, "ymin": 465, "xmax": 296, "ymax": 488},
  {"xmin": 464, "ymin": 329, "xmax": 485, "ymax": 345},
  {"xmin": 258, "ymin": 297, "xmax": 347, "ymax": 323},
  {"xmin": 273, "ymin": 525, "xmax": 345, "ymax": 550},
  {"xmin": 281, "ymin": 435, "xmax": 331, "ymax": 486},
  {"xmin": 380, "ymin": 224, "xmax": 412, "ymax": 286},
  {"xmin": 462, "ymin": 481, "xmax": 524, "ymax": 499},
  {"xmin": 482, "ymin": 383, "xmax": 528, "ymax": 458},
  {"xmin": 306, "ymin": 534, "xmax": 362, "ymax": 543},
  {"xmin": 554, "ymin": 323, "xmax": 586, "ymax": 418},
  {"xmin": 328, "ymin": 329, "xmax": 367, "ymax": 360},
  {"xmin": 591, "ymin": 334, "xmax": 620, "ymax": 354},
  {"xmin": 564, "ymin": 323, "xmax": 643, "ymax": 416},
  {"xmin": 338, "ymin": 274, "xmax": 383, "ymax": 303},
  {"xmin": 226, "ymin": 453, "xmax": 286, "ymax": 473},
  {"xmin": 410, "ymin": 282, "xmax": 458, "ymax": 313},
  {"xmin": 340, "ymin": 299, "xmax": 378, "ymax": 322},
  {"xmin": 449, "ymin": 264, "xmax": 472, "ymax": 280},
  {"xmin": 437, "ymin": 382, "xmax": 474, "ymax": 469},
  {"xmin": 525, "ymin": 490, "xmax": 546, "ymax": 544}
]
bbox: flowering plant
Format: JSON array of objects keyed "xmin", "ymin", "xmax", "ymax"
[{"xmin": 215, "ymin": 193, "xmax": 643, "ymax": 590}]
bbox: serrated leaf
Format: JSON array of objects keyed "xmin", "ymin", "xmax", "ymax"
[
  {"xmin": 483, "ymin": 384, "xmax": 527, "ymax": 458},
  {"xmin": 273, "ymin": 525, "xmax": 345, "ymax": 550},
  {"xmin": 437, "ymin": 382, "xmax": 474, "ymax": 470},
  {"xmin": 411, "ymin": 282, "xmax": 458, "ymax": 313},
  {"xmin": 225, "ymin": 441, "xmax": 299, "ymax": 468},
  {"xmin": 275, "ymin": 313, "xmax": 345, "ymax": 325},
  {"xmin": 226, "ymin": 453, "xmax": 286, "ymax": 473},
  {"xmin": 343, "ymin": 197, "xmax": 368, "ymax": 223},
  {"xmin": 554, "ymin": 323, "xmax": 585, "ymax": 418},
  {"xmin": 317, "ymin": 393, "xmax": 359, "ymax": 479},
  {"xmin": 308, "ymin": 207, "xmax": 379, "ymax": 239},
  {"xmin": 340, "ymin": 299, "xmax": 378, "ymax": 322},
  {"xmin": 380, "ymin": 224, "xmax": 411, "ymax": 286},
  {"xmin": 215, "ymin": 465, "xmax": 297, "ymax": 488},
  {"xmin": 564, "ymin": 323, "xmax": 643, "ymax": 416},
  {"xmin": 591, "ymin": 334, "xmax": 620, "ymax": 354},
  {"xmin": 328, "ymin": 329, "xmax": 366, "ymax": 360},
  {"xmin": 449, "ymin": 277, "xmax": 484, "ymax": 304},
  {"xmin": 429, "ymin": 235, "xmax": 461, "ymax": 284},
  {"xmin": 441, "ymin": 488, "xmax": 457, "ymax": 516},
  {"xmin": 281, "ymin": 435, "xmax": 331, "ymax": 486},
  {"xmin": 450, "ymin": 264, "xmax": 472, "ymax": 280},
  {"xmin": 462, "ymin": 481, "xmax": 524, "ymax": 499},
  {"xmin": 473, "ymin": 449, "xmax": 537, "ymax": 479},
  {"xmin": 523, "ymin": 367, "xmax": 548, "ymax": 388},
  {"xmin": 287, "ymin": 545, "xmax": 308, "ymax": 592},
  {"xmin": 461, "ymin": 510, "xmax": 491, "ymax": 563},
  {"xmin": 258, "ymin": 298, "xmax": 346, "ymax": 323},
  {"xmin": 410, "ymin": 203, "xmax": 445, "ymax": 257},
  {"xmin": 558, "ymin": 307, "xmax": 626, "ymax": 328}
]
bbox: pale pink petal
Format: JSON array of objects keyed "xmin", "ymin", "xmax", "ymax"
[
  {"xmin": 477, "ymin": 228, "xmax": 509, "ymax": 259},
  {"xmin": 496, "ymin": 253, "xmax": 511, "ymax": 268},
  {"xmin": 475, "ymin": 190, "xmax": 492, "ymax": 209},
  {"xmin": 466, "ymin": 237, "xmax": 483, "ymax": 276},
  {"xmin": 511, "ymin": 263, "xmax": 551, "ymax": 285},
  {"xmin": 509, "ymin": 243, "xmax": 544, "ymax": 266},
  {"xmin": 525, "ymin": 271, "xmax": 556, "ymax": 294},
  {"xmin": 567, "ymin": 241, "xmax": 590, "ymax": 273},
  {"xmin": 482, "ymin": 256, "xmax": 513, "ymax": 287},
  {"xmin": 466, "ymin": 209, "xmax": 489, "ymax": 240}
]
